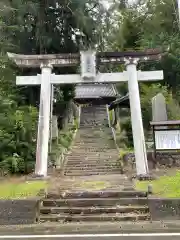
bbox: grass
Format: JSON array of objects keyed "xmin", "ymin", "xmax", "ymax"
[
  {"xmin": 0, "ymin": 180, "xmax": 48, "ymax": 199},
  {"xmin": 136, "ymin": 171, "xmax": 180, "ymax": 198}
]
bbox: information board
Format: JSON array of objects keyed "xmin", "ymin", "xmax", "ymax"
[{"xmin": 155, "ymin": 130, "xmax": 180, "ymax": 150}]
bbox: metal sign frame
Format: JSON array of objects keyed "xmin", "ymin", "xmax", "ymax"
[{"xmin": 150, "ymin": 120, "xmax": 180, "ymax": 158}]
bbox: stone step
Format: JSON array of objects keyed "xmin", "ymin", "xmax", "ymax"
[
  {"xmin": 40, "ymin": 205, "xmax": 149, "ymax": 215},
  {"xmin": 65, "ymin": 163, "xmax": 119, "ymax": 168},
  {"xmin": 42, "ymin": 198, "xmax": 148, "ymax": 207},
  {"xmin": 81, "ymin": 109, "xmax": 106, "ymax": 111},
  {"xmin": 79, "ymin": 123, "xmax": 105, "ymax": 126},
  {"xmin": 47, "ymin": 191, "xmax": 147, "ymax": 199},
  {"xmin": 67, "ymin": 156, "xmax": 115, "ymax": 159},
  {"xmin": 80, "ymin": 115, "xmax": 107, "ymax": 118},
  {"xmin": 78, "ymin": 132, "xmax": 110, "ymax": 135},
  {"xmin": 39, "ymin": 213, "xmax": 150, "ymax": 222},
  {"xmin": 76, "ymin": 134, "xmax": 111, "ymax": 137},
  {"xmin": 80, "ymin": 120, "xmax": 107, "ymax": 122},
  {"xmin": 64, "ymin": 171, "xmax": 122, "ymax": 176},
  {"xmin": 80, "ymin": 115, "xmax": 106, "ymax": 116},
  {"xmin": 66, "ymin": 151, "xmax": 118, "ymax": 155},
  {"xmin": 67, "ymin": 157, "xmax": 118, "ymax": 162},
  {"xmin": 73, "ymin": 140, "xmax": 112, "ymax": 143},
  {"xmin": 79, "ymin": 126, "xmax": 108, "ymax": 129},
  {"xmin": 65, "ymin": 167, "xmax": 121, "ymax": 172},
  {"xmin": 73, "ymin": 144, "xmax": 115, "ymax": 147},
  {"xmin": 65, "ymin": 161, "xmax": 118, "ymax": 165},
  {"xmin": 66, "ymin": 154, "xmax": 118, "ymax": 158},
  {"xmin": 77, "ymin": 129, "xmax": 110, "ymax": 132},
  {"xmin": 80, "ymin": 117, "xmax": 106, "ymax": 119},
  {"xmin": 64, "ymin": 164, "xmax": 119, "ymax": 167},
  {"xmin": 81, "ymin": 110, "xmax": 106, "ymax": 112},
  {"xmin": 76, "ymin": 135, "xmax": 113, "ymax": 138},
  {"xmin": 72, "ymin": 146, "xmax": 116, "ymax": 149},
  {"xmin": 74, "ymin": 139, "xmax": 113, "ymax": 142},
  {"xmin": 78, "ymin": 126, "xmax": 109, "ymax": 129},
  {"xmin": 69, "ymin": 149, "xmax": 118, "ymax": 153},
  {"xmin": 81, "ymin": 113, "xmax": 106, "ymax": 115},
  {"xmin": 77, "ymin": 130, "xmax": 111, "ymax": 133},
  {"xmin": 71, "ymin": 149, "xmax": 116, "ymax": 152},
  {"xmin": 66, "ymin": 158, "xmax": 118, "ymax": 162},
  {"xmin": 64, "ymin": 169, "xmax": 121, "ymax": 174},
  {"xmin": 65, "ymin": 158, "xmax": 118, "ymax": 162},
  {"xmin": 65, "ymin": 154, "xmax": 116, "ymax": 157},
  {"xmin": 68, "ymin": 153, "xmax": 117, "ymax": 156},
  {"xmin": 65, "ymin": 164, "xmax": 119, "ymax": 169},
  {"xmin": 79, "ymin": 118, "xmax": 107, "ymax": 120},
  {"xmin": 74, "ymin": 141, "xmax": 113, "ymax": 144},
  {"xmin": 72, "ymin": 147, "xmax": 117, "ymax": 150},
  {"xmin": 72, "ymin": 145, "xmax": 114, "ymax": 148},
  {"xmin": 79, "ymin": 123, "xmax": 106, "ymax": 125},
  {"xmin": 66, "ymin": 153, "xmax": 118, "ymax": 157},
  {"xmin": 80, "ymin": 119, "xmax": 106, "ymax": 121}
]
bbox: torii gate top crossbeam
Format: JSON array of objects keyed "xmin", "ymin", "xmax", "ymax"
[{"xmin": 7, "ymin": 48, "xmax": 165, "ymax": 68}]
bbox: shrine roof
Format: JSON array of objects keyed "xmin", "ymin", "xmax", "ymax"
[
  {"xmin": 74, "ymin": 84, "xmax": 118, "ymax": 99},
  {"xmin": 109, "ymin": 94, "xmax": 130, "ymax": 110}
]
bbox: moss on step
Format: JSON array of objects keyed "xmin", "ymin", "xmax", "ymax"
[{"xmin": 79, "ymin": 181, "xmax": 110, "ymax": 191}]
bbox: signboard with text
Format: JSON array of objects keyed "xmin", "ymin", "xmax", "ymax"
[
  {"xmin": 155, "ymin": 130, "xmax": 180, "ymax": 150},
  {"xmin": 80, "ymin": 51, "xmax": 96, "ymax": 80}
]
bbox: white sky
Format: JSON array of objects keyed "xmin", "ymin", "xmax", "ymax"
[{"xmin": 103, "ymin": 0, "xmax": 136, "ymax": 9}]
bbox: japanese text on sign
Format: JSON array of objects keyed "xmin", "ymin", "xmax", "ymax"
[{"xmin": 155, "ymin": 130, "xmax": 180, "ymax": 150}]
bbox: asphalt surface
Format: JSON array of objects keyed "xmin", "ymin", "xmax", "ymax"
[{"xmin": 0, "ymin": 235, "xmax": 180, "ymax": 240}]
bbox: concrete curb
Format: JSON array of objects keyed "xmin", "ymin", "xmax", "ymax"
[
  {"xmin": 148, "ymin": 198, "xmax": 180, "ymax": 221},
  {"xmin": 1, "ymin": 221, "xmax": 180, "ymax": 234}
]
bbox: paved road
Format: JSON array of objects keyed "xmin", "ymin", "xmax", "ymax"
[{"xmin": 1, "ymin": 234, "xmax": 180, "ymax": 240}]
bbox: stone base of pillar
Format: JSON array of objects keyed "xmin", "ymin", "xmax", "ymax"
[
  {"xmin": 25, "ymin": 174, "xmax": 50, "ymax": 181},
  {"xmin": 131, "ymin": 174, "xmax": 157, "ymax": 181},
  {"xmin": 136, "ymin": 174, "xmax": 157, "ymax": 181}
]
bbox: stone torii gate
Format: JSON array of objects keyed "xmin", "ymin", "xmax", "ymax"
[{"xmin": 7, "ymin": 50, "xmax": 164, "ymax": 178}]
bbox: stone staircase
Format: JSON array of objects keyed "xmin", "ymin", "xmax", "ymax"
[
  {"xmin": 39, "ymin": 190, "xmax": 150, "ymax": 223},
  {"xmin": 39, "ymin": 105, "xmax": 151, "ymax": 223},
  {"xmin": 64, "ymin": 105, "xmax": 121, "ymax": 176}
]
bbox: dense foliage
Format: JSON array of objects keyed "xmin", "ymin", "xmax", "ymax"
[
  {"xmin": 106, "ymin": 0, "xmax": 180, "ymax": 146},
  {"xmin": 0, "ymin": 0, "xmax": 107, "ymax": 174}
]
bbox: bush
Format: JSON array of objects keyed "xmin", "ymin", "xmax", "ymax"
[
  {"xmin": 0, "ymin": 103, "xmax": 38, "ymax": 175},
  {"xmin": 120, "ymin": 117, "xmax": 133, "ymax": 147},
  {"xmin": 119, "ymin": 83, "xmax": 180, "ymax": 147},
  {"xmin": 49, "ymin": 120, "xmax": 77, "ymax": 167}
]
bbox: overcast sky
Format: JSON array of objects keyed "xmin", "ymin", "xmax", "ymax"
[{"xmin": 103, "ymin": 0, "xmax": 136, "ymax": 8}]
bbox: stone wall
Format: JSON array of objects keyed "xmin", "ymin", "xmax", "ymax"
[
  {"xmin": 123, "ymin": 151, "xmax": 180, "ymax": 170},
  {"xmin": 148, "ymin": 198, "xmax": 180, "ymax": 221},
  {"xmin": 155, "ymin": 152, "xmax": 180, "ymax": 167},
  {"xmin": 0, "ymin": 199, "xmax": 41, "ymax": 225}
]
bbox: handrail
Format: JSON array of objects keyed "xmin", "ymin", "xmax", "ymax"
[
  {"xmin": 106, "ymin": 105, "xmax": 111, "ymax": 127},
  {"xmin": 111, "ymin": 126, "xmax": 120, "ymax": 151},
  {"xmin": 106, "ymin": 105, "xmax": 119, "ymax": 150}
]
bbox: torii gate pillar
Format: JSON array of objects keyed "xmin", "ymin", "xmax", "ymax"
[
  {"xmin": 125, "ymin": 58, "xmax": 148, "ymax": 175},
  {"xmin": 35, "ymin": 64, "xmax": 52, "ymax": 177}
]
